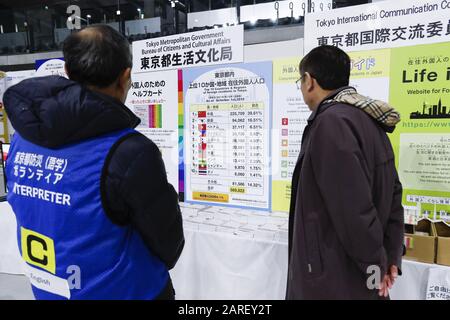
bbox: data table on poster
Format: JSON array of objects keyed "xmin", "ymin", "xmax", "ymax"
[
  {"xmin": 183, "ymin": 61, "xmax": 272, "ymax": 210},
  {"xmin": 187, "ymin": 101, "xmax": 269, "ymax": 209}
]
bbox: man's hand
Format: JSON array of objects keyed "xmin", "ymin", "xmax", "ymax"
[{"xmin": 378, "ymin": 265, "xmax": 399, "ymax": 297}]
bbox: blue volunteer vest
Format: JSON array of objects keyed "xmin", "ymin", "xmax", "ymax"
[{"xmin": 6, "ymin": 129, "xmax": 169, "ymax": 300}]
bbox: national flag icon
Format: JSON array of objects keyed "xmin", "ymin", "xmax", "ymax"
[
  {"xmin": 282, "ymin": 150, "xmax": 288, "ymax": 157},
  {"xmin": 199, "ymin": 123, "xmax": 207, "ymax": 137},
  {"xmin": 282, "ymin": 118, "xmax": 289, "ymax": 125},
  {"xmin": 282, "ymin": 129, "xmax": 289, "ymax": 136},
  {"xmin": 198, "ymin": 111, "xmax": 207, "ymax": 118},
  {"xmin": 199, "ymin": 162, "xmax": 207, "ymax": 175},
  {"xmin": 282, "ymin": 139, "xmax": 288, "ymax": 147}
]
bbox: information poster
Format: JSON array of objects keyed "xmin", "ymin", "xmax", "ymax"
[
  {"xmin": 125, "ymin": 70, "xmax": 180, "ymax": 191},
  {"xmin": 389, "ymin": 42, "xmax": 450, "ymax": 220},
  {"xmin": 184, "ymin": 62, "xmax": 272, "ymax": 210},
  {"xmin": 0, "ymin": 71, "xmax": 7, "ymax": 143},
  {"xmin": 348, "ymin": 49, "xmax": 391, "ymax": 102},
  {"xmin": 304, "ymin": 0, "xmax": 450, "ymax": 53},
  {"xmin": 35, "ymin": 58, "xmax": 66, "ymax": 77},
  {"xmin": 0, "ymin": 71, "xmax": 5, "ymax": 100},
  {"xmin": 303, "ymin": 0, "xmax": 450, "ymax": 221},
  {"xmin": 132, "ymin": 25, "xmax": 244, "ymax": 73},
  {"xmin": 3, "ymin": 70, "xmax": 36, "ymax": 141},
  {"xmin": 271, "ymin": 57, "xmax": 309, "ymax": 212}
]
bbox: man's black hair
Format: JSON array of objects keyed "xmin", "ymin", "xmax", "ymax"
[
  {"xmin": 300, "ymin": 45, "xmax": 350, "ymax": 90},
  {"xmin": 63, "ymin": 25, "xmax": 132, "ymax": 88}
]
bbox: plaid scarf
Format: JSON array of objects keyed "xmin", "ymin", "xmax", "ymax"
[{"xmin": 323, "ymin": 87, "xmax": 401, "ymax": 128}]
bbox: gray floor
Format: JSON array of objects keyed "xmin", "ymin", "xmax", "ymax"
[{"xmin": 0, "ymin": 273, "xmax": 34, "ymax": 300}]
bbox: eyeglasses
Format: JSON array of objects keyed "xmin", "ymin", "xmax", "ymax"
[{"xmin": 295, "ymin": 75, "xmax": 304, "ymax": 90}]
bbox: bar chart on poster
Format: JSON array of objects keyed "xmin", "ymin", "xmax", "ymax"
[{"xmin": 183, "ymin": 62, "xmax": 272, "ymax": 210}]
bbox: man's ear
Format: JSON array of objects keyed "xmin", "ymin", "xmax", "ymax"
[
  {"xmin": 118, "ymin": 67, "xmax": 132, "ymax": 90},
  {"xmin": 64, "ymin": 64, "xmax": 70, "ymax": 79},
  {"xmin": 305, "ymin": 72, "xmax": 314, "ymax": 92}
]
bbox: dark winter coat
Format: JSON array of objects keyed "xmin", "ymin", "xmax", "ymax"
[
  {"xmin": 4, "ymin": 76, "xmax": 184, "ymax": 297},
  {"xmin": 286, "ymin": 87, "xmax": 404, "ymax": 300}
]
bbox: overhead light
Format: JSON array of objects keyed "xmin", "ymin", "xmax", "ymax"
[
  {"xmin": 44, "ymin": 5, "xmax": 49, "ymax": 10},
  {"xmin": 137, "ymin": 8, "xmax": 141, "ymax": 13},
  {"xmin": 116, "ymin": 10, "xmax": 121, "ymax": 15},
  {"xmin": 87, "ymin": 14, "xmax": 91, "ymax": 19},
  {"xmin": 250, "ymin": 18, "xmax": 257, "ymax": 25},
  {"xmin": 171, "ymin": 1, "xmax": 175, "ymax": 8},
  {"xmin": 175, "ymin": 0, "xmax": 185, "ymax": 7}
]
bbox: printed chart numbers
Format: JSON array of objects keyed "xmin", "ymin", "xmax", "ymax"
[{"xmin": 188, "ymin": 102, "xmax": 267, "ymax": 206}]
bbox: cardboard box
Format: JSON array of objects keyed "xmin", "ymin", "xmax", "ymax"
[
  {"xmin": 435, "ymin": 221, "xmax": 450, "ymax": 267},
  {"xmin": 404, "ymin": 219, "xmax": 437, "ymax": 264}
]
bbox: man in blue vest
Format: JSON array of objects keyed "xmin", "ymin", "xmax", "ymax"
[{"xmin": 3, "ymin": 25, "xmax": 184, "ymax": 300}]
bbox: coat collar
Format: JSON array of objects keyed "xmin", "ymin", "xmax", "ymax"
[{"xmin": 307, "ymin": 86, "xmax": 355, "ymax": 124}]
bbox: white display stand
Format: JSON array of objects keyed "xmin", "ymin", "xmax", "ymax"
[
  {"xmin": 2, "ymin": 200, "xmax": 450, "ymax": 300},
  {"xmin": 0, "ymin": 201, "xmax": 26, "ymax": 275}
]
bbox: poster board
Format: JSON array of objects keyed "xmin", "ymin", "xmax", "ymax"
[
  {"xmin": 271, "ymin": 57, "xmax": 309, "ymax": 212},
  {"xmin": 0, "ymin": 71, "xmax": 8, "ymax": 143},
  {"xmin": 3, "ymin": 70, "xmax": 36, "ymax": 141},
  {"xmin": 304, "ymin": 0, "xmax": 450, "ymax": 222},
  {"xmin": 125, "ymin": 70, "xmax": 181, "ymax": 192},
  {"xmin": 35, "ymin": 58, "xmax": 66, "ymax": 77},
  {"xmin": 183, "ymin": 62, "xmax": 272, "ymax": 210}
]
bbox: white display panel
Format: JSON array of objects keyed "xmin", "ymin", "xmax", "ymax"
[
  {"xmin": 271, "ymin": 57, "xmax": 310, "ymax": 212},
  {"xmin": 183, "ymin": 62, "xmax": 272, "ymax": 210},
  {"xmin": 125, "ymin": 69, "xmax": 180, "ymax": 191}
]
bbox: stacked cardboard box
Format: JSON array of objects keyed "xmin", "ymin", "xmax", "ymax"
[
  {"xmin": 404, "ymin": 219, "xmax": 450, "ymax": 266},
  {"xmin": 435, "ymin": 221, "xmax": 450, "ymax": 266},
  {"xmin": 404, "ymin": 219, "xmax": 436, "ymax": 264}
]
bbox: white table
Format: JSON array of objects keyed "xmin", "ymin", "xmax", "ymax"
[
  {"xmin": 2, "ymin": 201, "xmax": 450, "ymax": 300},
  {"xmin": 170, "ymin": 227, "xmax": 288, "ymax": 299},
  {"xmin": 0, "ymin": 201, "xmax": 26, "ymax": 276}
]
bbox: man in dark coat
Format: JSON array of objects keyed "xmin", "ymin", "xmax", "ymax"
[
  {"xmin": 4, "ymin": 25, "xmax": 183, "ymax": 299},
  {"xmin": 286, "ymin": 45, "xmax": 404, "ymax": 300}
]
